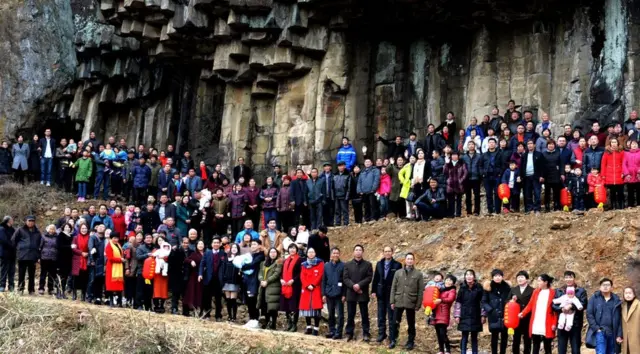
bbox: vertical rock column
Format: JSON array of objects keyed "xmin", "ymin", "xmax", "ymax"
[
  {"xmin": 344, "ymin": 41, "xmax": 371, "ymax": 159},
  {"xmin": 219, "ymin": 85, "xmax": 253, "ymax": 171},
  {"xmin": 406, "ymin": 40, "xmax": 429, "ymax": 134},
  {"xmin": 624, "ymin": 0, "xmax": 640, "ymax": 117},
  {"xmin": 523, "ymin": 28, "xmax": 552, "ymax": 118},
  {"xmin": 373, "ymin": 41, "xmax": 396, "ymax": 157},
  {"xmin": 465, "ymin": 27, "xmax": 497, "ymax": 126},
  {"xmin": 251, "ymin": 98, "xmax": 276, "ymax": 176}
]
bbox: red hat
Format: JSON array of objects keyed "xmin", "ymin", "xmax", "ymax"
[{"xmin": 283, "ymin": 175, "xmax": 291, "ymax": 182}]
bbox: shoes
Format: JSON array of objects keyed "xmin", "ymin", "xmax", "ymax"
[
  {"xmin": 388, "ymin": 341, "xmax": 396, "ymax": 349},
  {"xmin": 38, "ymin": 289, "xmax": 44, "ymax": 295},
  {"xmin": 304, "ymin": 326, "xmax": 312, "ymax": 335},
  {"xmin": 363, "ymin": 334, "xmax": 370, "ymax": 342},
  {"xmin": 404, "ymin": 342, "xmax": 415, "ymax": 350},
  {"xmin": 346, "ymin": 334, "xmax": 355, "ymax": 342},
  {"xmin": 46, "ymin": 182, "xmax": 51, "ymax": 187},
  {"xmin": 312, "ymin": 328, "xmax": 319, "ymax": 336},
  {"xmin": 376, "ymin": 334, "xmax": 387, "ymax": 343},
  {"xmin": 332, "ymin": 334, "xmax": 342, "ymax": 340},
  {"xmin": 243, "ymin": 320, "xmax": 260, "ymax": 329},
  {"xmin": 325, "ymin": 333, "xmax": 335, "ymax": 339},
  {"xmin": 40, "ymin": 181, "xmax": 44, "ymax": 185}
]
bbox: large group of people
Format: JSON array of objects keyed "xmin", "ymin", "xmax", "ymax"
[{"xmin": 0, "ymin": 101, "xmax": 637, "ymax": 353}]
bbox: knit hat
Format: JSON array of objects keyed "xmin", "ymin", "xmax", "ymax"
[
  {"xmin": 566, "ymin": 287, "xmax": 575, "ymax": 295},
  {"xmin": 491, "ymin": 269, "xmax": 504, "ymax": 278}
]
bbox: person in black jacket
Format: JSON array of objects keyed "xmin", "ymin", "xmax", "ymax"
[
  {"xmin": 541, "ymin": 140, "xmax": 565, "ymax": 212},
  {"xmin": 0, "ymin": 141, "xmax": 12, "ymax": 175},
  {"xmin": 349, "ymin": 165, "xmax": 362, "ymax": 224},
  {"xmin": 455, "ymin": 269, "xmax": 485, "ymax": 354},
  {"xmin": 322, "ymin": 247, "xmax": 346, "ymax": 339},
  {"xmin": 377, "ymin": 135, "xmax": 407, "ymax": 159},
  {"xmin": 554, "ymin": 271, "xmax": 589, "ymax": 354},
  {"xmin": 233, "ymin": 157, "xmax": 252, "ymax": 183},
  {"xmin": 435, "ymin": 112, "xmax": 457, "ymax": 147},
  {"xmin": 482, "ymin": 269, "xmax": 511, "ymax": 354},
  {"xmin": 307, "ymin": 226, "xmax": 330, "ymax": 262},
  {"xmin": 242, "ymin": 239, "xmax": 265, "ymax": 328},
  {"xmin": 290, "ymin": 169, "xmax": 309, "ymax": 228},
  {"xmin": 11, "ymin": 215, "xmax": 42, "ymax": 294},
  {"xmin": 333, "ymin": 162, "xmax": 351, "ymax": 226},
  {"xmin": 508, "ymin": 270, "xmax": 534, "ymax": 354},
  {"xmin": 521, "ymin": 140, "xmax": 545, "ymax": 214},
  {"xmin": 423, "ymin": 124, "xmax": 446, "ymax": 158},
  {"xmin": 0, "ymin": 216, "xmax": 16, "ymax": 292},
  {"xmin": 371, "ymin": 246, "xmax": 402, "ymax": 343},
  {"xmin": 343, "ymin": 244, "xmax": 374, "ymax": 342},
  {"xmin": 480, "ymin": 138, "xmax": 503, "ymax": 214},
  {"xmin": 56, "ymin": 222, "xmax": 74, "ymax": 299},
  {"xmin": 140, "ymin": 202, "xmax": 161, "ymax": 235}
]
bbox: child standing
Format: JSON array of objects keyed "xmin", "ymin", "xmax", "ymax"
[
  {"xmin": 568, "ymin": 168, "xmax": 587, "ymax": 211},
  {"xmin": 552, "ymin": 287, "xmax": 583, "ymax": 331},
  {"xmin": 587, "ymin": 167, "xmax": 603, "ymax": 209},
  {"xmin": 500, "ymin": 160, "xmax": 521, "ymax": 212},
  {"xmin": 377, "ymin": 167, "xmax": 391, "ymax": 218}
]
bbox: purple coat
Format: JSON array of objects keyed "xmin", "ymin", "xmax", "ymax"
[
  {"xmin": 260, "ymin": 185, "xmax": 278, "ymax": 209},
  {"xmin": 623, "ymin": 148, "xmax": 640, "ymax": 183},
  {"xmin": 40, "ymin": 233, "xmax": 58, "ymax": 261},
  {"xmin": 229, "ymin": 191, "xmax": 247, "ymax": 219},
  {"xmin": 276, "ymin": 185, "xmax": 293, "ymax": 212},
  {"xmin": 243, "ymin": 187, "xmax": 260, "ymax": 206},
  {"xmin": 444, "ymin": 161, "xmax": 468, "ymax": 194}
]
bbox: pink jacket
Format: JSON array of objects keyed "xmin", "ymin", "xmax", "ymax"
[
  {"xmin": 377, "ymin": 173, "xmax": 391, "ymax": 196},
  {"xmin": 623, "ymin": 148, "xmax": 640, "ymax": 183}
]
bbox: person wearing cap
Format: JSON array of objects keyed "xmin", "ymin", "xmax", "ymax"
[
  {"xmin": 553, "ymin": 271, "xmax": 589, "ymax": 354},
  {"xmin": 482, "ymin": 269, "xmax": 511, "ymax": 354},
  {"xmin": 508, "ymin": 270, "xmax": 534, "ymax": 354},
  {"xmin": 105, "ymin": 232, "xmax": 124, "ymax": 307},
  {"xmin": 0, "ymin": 216, "xmax": 16, "ymax": 292},
  {"xmin": 11, "ymin": 215, "xmax": 42, "ymax": 294}
]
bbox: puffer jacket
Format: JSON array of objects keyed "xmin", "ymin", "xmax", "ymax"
[
  {"xmin": 333, "ymin": 172, "xmax": 351, "ymax": 199},
  {"xmin": 482, "ymin": 280, "xmax": 512, "ymax": 331},
  {"xmin": 11, "ymin": 226, "xmax": 42, "ymax": 261},
  {"xmin": 398, "ymin": 163, "xmax": 413, "ymax": 199},
  {"xmin": 430, "ymin": 156, "xmax": 445, "ymax": 186},
  {"xmin": 377, "ymin": 173, "xmax": 391, "ymax": 196},
  {"xmin": 148, "ymin": 162, "xmax": 161, "ymax": 187},
  {"xmin": 132, "ymin": 164, "xmax": 151, "ymax": 188},
  {"xmin": 542, "ymin": 149, "xmax": 563, "ymax": 184},
  {"xmin": 433, "ymin": 286, "xmax": 457, "ymax": 326},
  {"xmin": 229, "ymin": 191, "xmax": 247, "ymax": 218},
  {"xmin": 260, "ymin": 185, "xmax": 278, "ymax": 209},
  {"xmin": 454, "ymin": 281, "xmax": 485, "ymax": 332},
  {"xmin": 39, "ymin": 233, "xmax": 58, "ymax": 261},
  {"xmin": 582, "ymin": 146, "xmax": 605, "ymax": 175},
  {"xmin": 601, "ymin": 149, "xmax": 625, "ymax": 185},
  {"xmin": 88, "ymin": 234, "xmax": 106, "ymax": 277},
  {"xmin": 461, "ymin": 152, "xmax": 482, "ymax": 180},
  {"xmin": 356, "ymin": 166, "xmax": 380, "ymax": 194},
  {"xmin": 336, "ymin": 144, "xmax": 357, "ymax": 170},
  {"xmin": 623, "ymin": 148, "xmax": 640, "ymax": 183},
  {"xmin": 444, "ymin": 161, "xmax": 468, "ymax": 194},
  {"xmin": 257, "ymin": 260, "xmax": 283, "ymax": 312}
]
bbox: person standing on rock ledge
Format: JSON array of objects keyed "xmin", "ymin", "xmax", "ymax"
[
  {"xmin": 343, "ymin": 244, "xmax": 373, "ymax": 342},
  {"xmin": 336, "ymin": 137, "xmax": 356, "ymax": 171}
]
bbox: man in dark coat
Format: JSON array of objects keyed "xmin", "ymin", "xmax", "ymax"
[
  {"xmin": 423, "ymin": 124, "xmax": 446, "ymax": 158},
  {"xmin": 320, "ymin": 163, "xmax": 335, "ymax": 227},
  {"xmin": 343, "ymin": 244, "xmax": 374, "ymax": 342},
  {"xmin": 585, "ymin": 278, "xmax": 622, "ymax": 351},
  {"xmin": 371, "ymin": 246, "xmax": 402, "ymax": 343},
  {"xmin": 306, "ymin": 168, "xmax": 326, "ymax": 230},
  {"xmin": 168, "ymin": 236, "xmax": 189, "ymax": 314},
  {"xmin": 198, "ymin": 237, "xmax": 227, "ymax": 320},
  {"xmin": 322, "ymin": 247, "xmax": 346, "ymax": 340},
  {"xmin": 307, "ymin": 227, "xmax": 331, "ymax": 262},
  {"xmin": 232, "ymin": 157, "xmax": 252, "ymax": 183},
  {"xmin": 553, "ymin": 271, "xmax": 589, "ymax": 354},
  {"xmin": 508, "ymin": 270, "xmax": 534, "ymax": 354},
  {"xmin": 461, "ymin": 142, "xmax": 482, "ymax": 216},
  {"xmin": 11, "ymin": 215, "xmax": 41, "ymax": 294},
  {"xmin": 290, "ymin": 169, "xmax": 309, "ymax": 228},
  {"xmin": 521, "ymin": 140, "xmax": 545, "ymax": 214},
  {"xmin": 541, "ymin": 140, "xmax": 565, "ymax": 212},
  {"xmin": 378, "ymin": 135, "xmax": 407, "ymax": 159},
  {"xmin": 0, "ymin": 216, "xmax": 16, "ymax": 292},
  {"xmin": 135, "ymin": 234, "xmax": 155, "ymax": 310},
  {"xmin": 480, "ymin": 138, "xmax": 503, "ymax": 214},
  {"xmin": 140, "ymin": 202, "xmax": 161, "ymax": 236},
  {"xmin": 482, "ymin": 269, "xmax": 511, "ymax": 354},
  {"xmin": 154, "ymin": 194, "xmax": 177, "ymax": 222}
]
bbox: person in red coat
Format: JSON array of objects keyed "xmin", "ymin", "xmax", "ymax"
[
  {"xmin": 183, "ymin": 240, "xmax": 204, "ymax": 316},
  {"xmin": 433, "ymin": 274, "xmax": 457, "ymax": 354},
  {"xmin": 71, "ymin": 223, "xmax": 91, "ymax": 301},
  {"xmin": 519, "ymin": 274, "xmax": 558, "ymax": 354},
  {"xmin": 299, "ymin": 247, "xmax": 324, "ymax": 336},
  {"xmin": 601, "ymin": 138, "xmax": 625, "ymax": 209},
  {"xmin": 111, "ymin": 206, "xmax": 127, "ymax": 244},
  {"xmin": 105, "ymin": 232, "xmax": 124, "ymax": 306},
  {"xmin": 152, "ymin": 236, "xmax": 170, "ymax": 313}
]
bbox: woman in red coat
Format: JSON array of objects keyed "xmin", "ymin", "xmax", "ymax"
[
  {"xmin": 433, "ymin": 274, "xmax": 457, "ymax": 354},
  {"xmin": 71, "ymin": 223, "xmax": 91, "ymax": 301},
  {"xmin": 299, "ymin": 247, "xmax": 324, "ymax": 336},
  {"xmin": 105, "ymin": 232, "xmax": 124, "ymax": 306},
  {"xmin": 152, "ymin": 236, "xmax": 170, "ymax": 313},
  {"xmin": 519, "ymin": 274, "xmax": 558, "ymax": 354},
  {"xmin": 111, "ymin": 206, "xmax": 127, "ymax": 244},
  {"xmin": 601, "ymin": 137, "xmax": 626, "ymax": 209}
]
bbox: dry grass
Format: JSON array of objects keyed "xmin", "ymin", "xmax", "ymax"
[{"xmin": 0, "ymin": 182, "xmax": 74, "ymax": 225}]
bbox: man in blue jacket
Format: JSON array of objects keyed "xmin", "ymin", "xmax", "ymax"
[
  {"xmin": 336, "ymin": 137, "xmax": 357, "ymax": 171},
  {"xmin": 184, "ymin": 168, "xmax": 202, "ymax": 196},
  {"xmin": 356, "ymin": 159, "xmax": 380, "ymax": 222},
  {"xmin": 234, "ymin": 220, "xmax": 260, "ymax": 244},
  {"xmin": 199, "ymin": 237, "xmax": 226, "ymax": 320},
  {"xmin": 586, "ymin": 278, "xmax": 622, "ymax": 354},
  {"xmin": 93, "ymin": 145, "xmax": 110, "ymax": 200},
  {"xmin": 91, "ymin": 204, "xmax": 115, "ymax": 230},
  {"xmin": 322, "ymin": 247, "xmax": 346, "ymax": 340},
  {"xmin": 132, "ymin": 156, "xmax": 151, "ymax": 206}
]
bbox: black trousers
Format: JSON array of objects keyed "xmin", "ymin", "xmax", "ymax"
[
  {"xmin": 627, "ymin": 183, "xmax": 640, "ymax": 207},
  {"xmin": 531, "ymin": 334, "xmax": 552, "ymax": 354},
  {"xmin": 362, "ymin": 193, "xmax": 379, "ymax": 221},
  {"xmin": 461, "ymin": 331, "xmax": 479, "ymax": 353},
  {"xmin": 491, "ymin": 328, "xmax": 509, "ymax": 354},
  {"xmin": 231, "ymin": 218, "xmax": 244, "ymax": 237},
  {"xmin": 38, "ymin": 259, "xmax": 58, "ymax": 293},
  {"xmin": 13, "ymin": 169, "xmax": 26, "ymax": 184},
  {"xmin": 447, "ymin": 193, "xmax": 463, "ymax": 217},
  {"xmin": 513, "ymin": 315, "xmax": 532, "ymax": 354},
  {"xmin": 608, "ymin": 184, "xmax": 625, "ymax": 209},
  {"xmin": 73, "ymin": 272, "xmax": 88, "ymax": 297},
  {"xmin": 294, "ymin": 204, "xmax": 310, "ymax": 228},
  {"xmin": 322, "ymin": 198, "xmax": 334, "ymax": 226},
  {"xmin": 135, "ymin": 275, "xmax": 153, "ymax": 310},
  {"xmin": 246, "ymin": 295, "xmax": 259, "ymax": 320},
  {"xmin": 326, "ymin": 296, "xmax": 344, "ymax": 336},
  {"xmin": 557, "ymin": 322, "xmax": 582, "ymax": 354},
  {"xmin": 346, "ymin": 301, "xmax": 370, "ymax": 336},
  {"xmin": 125, "ymin": 276, "xmax": 136, "ymax": 304},
  {"xmin": 352, "ymin": 199, "xmax": 363, "ymax": 223},
  {"xmin": 278, "ymin": 211, "xmax": 295, "ymax": 232},
  {"xmin": 393, "ymin": 198, "xmax": 406, "ymax": 218},
  {"xmin": 135, "ymin": 187, "xmax": 147, "ymax": 206},
  {"xmin": 202, "ymin": 281, "xmax": 223, "ymax": 319},
  {"xmin": 376, "ymin": 297, "xmax": 393, "ymax": 337},
  {"xmin": 334, "ymin": 199, "xmax": 349, "ymax": 226},
  {"xmin": 435, "ymin": 323, "xmax": 450, "ymax": 352},
  {"xmin": 465, "ymin": 179, "xmax": 481, "ymax": 215},
  {"xmin": 0, "ymin": 257, "xmax": 15, "ymax": 290},
  {"xmin": 391, "ymin": 307, "xmax": 415, "ymax": 343},
  {"xmin": 92, "ymin": 276, "xmax": 105, "ymax": 301},
  {"xmin": 247, "ymin": 207, "xmax": 261, "ymax": 230},
  {"xmin": 17, "ymin": 260, "xmax": 36, "ymax": 293},
  {"xmin": 543, "ymin": 182, "xmax": 561, "ymax": 211}
]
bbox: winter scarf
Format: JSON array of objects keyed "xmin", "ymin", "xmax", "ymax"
[
  {"xmin": 302, "ymin": 257, "xmax": 320, "ymax": 269},
  {"xmin": 282, "ymin": 254, "xmax": 299, "ymax": 298},
  {"xmin": 110, "ymin": 241, "xmax": 124, "ymax": 283}
]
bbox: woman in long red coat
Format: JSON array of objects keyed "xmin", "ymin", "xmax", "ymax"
[
  {"xmin": 71, "ymin": 223, "xmax": 91, "ymax": 301},
  {"xmin": 433, "ymin": 274, "xmax": 457, "ymax": 354},
  {"xmin": 519, "ymin": 274, "xmax": 558, "ymax": 354},
  {"xmin": 105, "ymin": 232, "xmax": 124, "ymax": 306},
  {"xmin": 152, "ymin": 236, "xmax": 170, "ymax": 313},
  {"xmin": 601, "ymin": 137, "xmax": 626, "ymax": 209},
  {"xmin": 111, "ymin": 206, "xmax": 127, "ymax": 244},
  {"xmin": 299, "ymin": 247, "xmax": 324, "ymax": 336},
  {"xmin": 183, "ymin": 240, "xmax": 205, "ymax": 316}
]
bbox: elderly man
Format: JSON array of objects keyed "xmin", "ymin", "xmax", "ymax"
[
  {"xmin": 233, "ymin": 219, "xmax": 259, "ymax": 244},
  {"xmin": 11, "ymin": 215, "xmax": 41, "ymax": 295}
]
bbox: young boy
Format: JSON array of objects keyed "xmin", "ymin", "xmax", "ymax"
[
  {"xmin": 425, "ymin": 273, "xmax": 445, "ymax": 325},
  {"xmin": 500, "ymin": 160, "xmax": 521, "ymax": 212},
  {"xmin": 568, "ymin": 168, "xmax": 587, "ymax": 211},
  {"xmin": 563, "ymin": 165, "xmax": 574, "ymax": 188},
  {"xmin": 587, "ymin": 167, "xmax": 603, "ymax": 209}
]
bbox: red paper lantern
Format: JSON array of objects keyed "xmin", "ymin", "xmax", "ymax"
[
  {"xmin": 422, "ymin": 286, "xmax": 440, "ymax": 316},
  {"xmin": 497, "ymin": 183, "xmax": 511, "ymax": 205},
  {"xmin": 594, "ymin": 184, "xmax": 607, "ymax": 209},
  {"xmin": 142, "ymin": 257, "xmax": 156, "ymax": 285},
  {"xmin": 504, "ymin": 301, "xmax": 521, "ymax": 336},
  {"xmin": 560, "ymin": 188, "xmax": 572, "ymax": 212}
]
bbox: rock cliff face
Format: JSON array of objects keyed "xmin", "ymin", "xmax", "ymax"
[{"xmin": 4, "ymin": 0, "xmax": 640, "ymax": 174}]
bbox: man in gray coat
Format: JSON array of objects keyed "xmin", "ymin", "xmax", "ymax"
[
  {"xmin": 389, "ymin": 253, "xmax": 424, "ymax": 350},
  {"xmin": 11, "ymin": 215, "xmax": 41, "ymax": 294},
  {"xmin": 356, "ymin": 159, "xmax": 380, "ymax": 222},
  {"xmin": 12, "ymin": 135, "xmax": 29, "ymax": 184},
  {"xmin": 343, "ymin": 244, "xmax": 373, "ymax": 342}
]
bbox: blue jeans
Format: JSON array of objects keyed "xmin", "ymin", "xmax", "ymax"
[
  {"xmin": 483, "ymin": 178, "xmax": 499, "ymax": 213},
  {"xmin": 595, "ymin": 331, "xmax": 615, "ymax": 354},
  {"xmin": 461, "ymin": 331, "xmax": 479, "ymax": 354},
  {"xmin": 573, "ymin": 195, "xmax": 585, "ymax": 211},
  {"xmin": 94, "ymin": 171, "xmax": 110, "ymax": 200},
  {"xmin": 40, "ymin": 157, "xmax": 53, "ymax": 183},
  {"xmin": 379, "ymin": 196, "xmax": 389, "ymax": 217},
  {"xmin": 78, "ymin": 182, "xmax": 87, "ymax": 198},
  {"xmin": 263, "ymin": 209, "xmax": 277, "ymax": 228},
  {"xmin": 415, "ymin": 202, "xmax": 443, "ymax": 220},
  {"xmin": 524, "ymin": 176, "xmax": 542, "ymax": 212}
]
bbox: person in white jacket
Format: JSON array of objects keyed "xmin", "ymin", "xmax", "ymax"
[
  {"xmin": 482, "ymin": 128, "xmax": 498, "ymax": 153},
  {"xmin": 464, "ymin": 130, "xmax": 483, "ymax": 153},
  {"xmin": 552, "ymin": 286, "xmax": 584, "ymax": 331}
]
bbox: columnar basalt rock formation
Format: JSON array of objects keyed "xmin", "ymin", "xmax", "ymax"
[{"xmin": 2, "ymin": 0, "xmax": 640, "ymax": 175}]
